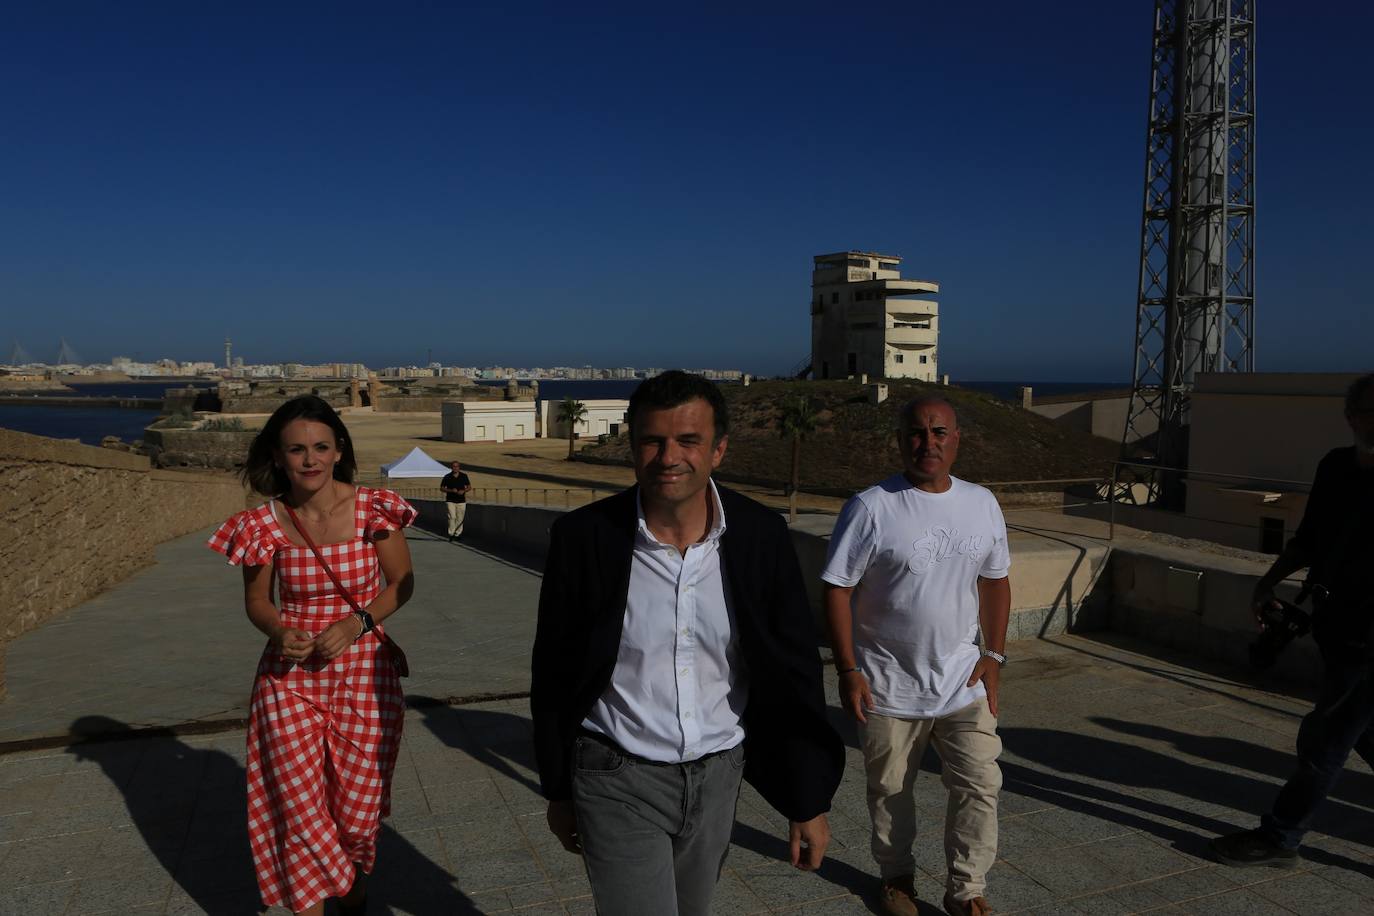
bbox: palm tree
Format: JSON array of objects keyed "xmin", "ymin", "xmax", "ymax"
[
  {"xmin": 557, "ymin": 397, "xmax": 589, "ymax": 460},
  {"xmin": 778, "ymin": 394, "xmax": 820, "ymax": 523}
]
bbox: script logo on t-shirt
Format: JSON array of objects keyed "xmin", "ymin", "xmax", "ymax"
[{"xmin": 907, "ymin": 526, "xmax": 986, "ymax": 576}]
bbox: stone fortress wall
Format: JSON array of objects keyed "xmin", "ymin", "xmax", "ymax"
[
  {"xmin": 0, "ymin": 429, "xmax": 246, "ymax": 699},
  {"xmin": 142, "ymin": 427, "xmax": 258, "ymax": 470}
]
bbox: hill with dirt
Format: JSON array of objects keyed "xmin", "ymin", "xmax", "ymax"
[{"xmin": 576, "ymin": 379, "xmax": 1120, "ymax": 495}]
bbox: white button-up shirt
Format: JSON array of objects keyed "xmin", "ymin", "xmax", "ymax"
[{"xmin": 582, "ymin": 480, "xmax": 748, "ymax": 762}]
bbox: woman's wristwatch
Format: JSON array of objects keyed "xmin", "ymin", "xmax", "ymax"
[
  {"xmin": 980, "ymin": 648, "xmax": 1007, "ymax": 665},
  {"xmin": 354, "ymin": 610, "xmax": 376, "ymax": 640}
]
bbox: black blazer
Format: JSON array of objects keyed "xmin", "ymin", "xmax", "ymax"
[{"xmin": 531, "ymin": 484, "xmax": 844, "ymax": 822}]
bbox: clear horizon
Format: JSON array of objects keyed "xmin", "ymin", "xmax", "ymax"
[{"xmin": 3, "ymin": 3, "xmax": 1370, "ymax": 380}]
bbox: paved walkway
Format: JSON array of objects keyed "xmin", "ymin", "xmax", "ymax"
[
  {"xmin": 1, "ymin": 527, "xmax": 1372, "ymax": 914},
  {"xmin": 0, "ymin": 526, "xmax": 543, "ymax": 746}
]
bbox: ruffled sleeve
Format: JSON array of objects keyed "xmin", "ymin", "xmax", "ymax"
[
  {"xmin": 366, "ymin": 488, "xmax": 418, "ymax": 538},
  {"xmin": 207, "ymin": 510, "xmax": 278, "ymax": 567}
]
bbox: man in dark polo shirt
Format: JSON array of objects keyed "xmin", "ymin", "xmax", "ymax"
[
  {"xmin": 1212, "ymin": 372, "xmax": 1374, "ymax": 867},
  {"xmin": 440, "ymin": 460, "xmax": 471, "ymax": 542}
]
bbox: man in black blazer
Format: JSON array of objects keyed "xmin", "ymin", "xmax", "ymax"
[{"xmin": 532, "ymin": 371, "xmax": 844, "ymax": 915}]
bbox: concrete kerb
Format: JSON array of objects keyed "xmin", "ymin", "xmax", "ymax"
[{"xmin": 0, "ymin": 692, "xmax": 541, "ymax": 757}]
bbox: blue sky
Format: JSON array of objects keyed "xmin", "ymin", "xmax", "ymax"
[{"xmin": 2, "ymin": 2, "xmax": 1369, "ymax": 380}]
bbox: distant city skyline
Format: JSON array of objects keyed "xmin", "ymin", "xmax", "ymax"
[
  {"xmin": 3, "ymin": 4, "xmax": 1371, "ymax": 381},
  {"xmin": 2, "ymin": 352, "xmax": 744, "ymax": 383}
]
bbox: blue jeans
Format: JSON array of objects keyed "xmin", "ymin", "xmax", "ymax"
[
  {"xmin": 571, "ymin": 734, "xmax": 745, "ymax": 916},
  {"xmin": 1261, "ymin": 641, "xmax": 1374, "ymax": 849}
]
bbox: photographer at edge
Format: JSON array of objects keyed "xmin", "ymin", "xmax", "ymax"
[{"xmin": 1212, "ymin": 372, "xmax": 1374, "ymax": 868}]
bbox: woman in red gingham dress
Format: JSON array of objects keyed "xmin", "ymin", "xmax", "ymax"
[{"xmin": 208, "ymin": 395, "xmax": 415, "ymax": 916}]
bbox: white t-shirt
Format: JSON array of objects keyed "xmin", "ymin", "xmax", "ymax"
[{"xmin": 821, "ymin": 474, "xmax": 1010, "ymax": 718}]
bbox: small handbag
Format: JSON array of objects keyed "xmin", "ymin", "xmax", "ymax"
[{"xmin": 281, "ymin": 502, "xmax": 410, "ymax": 677}]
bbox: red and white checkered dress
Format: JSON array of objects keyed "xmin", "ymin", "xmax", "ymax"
[{"xmin": 208, "ymin": 486, "xmax": 415, "ymax": 913}]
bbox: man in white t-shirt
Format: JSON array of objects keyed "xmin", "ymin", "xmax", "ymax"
[{"xmin": 822, "ymin": 397, "xmax": 1011, "ymax": 916}]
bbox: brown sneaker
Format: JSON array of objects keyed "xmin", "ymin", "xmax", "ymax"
[
  {"xmin": 880, "ymin": 874, "xmax": 919, "ymax": 916},
  {"xmin": 943, "ymin": 891, "xmax": 991, "ymax": 916}
]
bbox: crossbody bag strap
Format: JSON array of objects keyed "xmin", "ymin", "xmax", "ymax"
[
  {"xmin": 280, "ymin": 502, "xmax": 366, "ymax": 616},
  {"xmin": 279, "ymin": 500, "xmax": 410, "ymax": 677}
]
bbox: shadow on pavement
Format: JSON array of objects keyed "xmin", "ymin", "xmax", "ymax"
[
  {"xmin": 412, "ymin": 700, "xmax": 541, "ymax": 795},
  {"xmin": 729, "ymin": 822, "xmax": 913, "ymax": 915},
  {"xmin": 1001, "ymin": 723, "xmax": 1374, "ymax": 868},
  {"xmin": 67, "ymin": 715, "xmax": 481, "ymax": 915},
  {"xmin": 1093, "ymin": 715, "xmax": 1374, "ymax": 807}
]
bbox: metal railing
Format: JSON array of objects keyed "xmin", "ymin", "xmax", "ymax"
[
  {"xmin": 468, "ymin": 486, "xmax": 605, "ymax": 508},
  {"xmin": 368, "ymin": 470, "xmax": 1312, "ymax": 549},
  {"xmin": 1106, "ymin": 460, "xmax": 1312, "ymax": 542},
  {"xmin": 359, "ymin": 482, "xmax": 607, "ymax": 509},
  {"xmin": 374, "ymin": 477, "xmax": 1113, "ymax": 515}
]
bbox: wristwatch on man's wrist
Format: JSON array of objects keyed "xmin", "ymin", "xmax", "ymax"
[{"xmin": 980, "ymin": 648, "xmax": 1007, "ymax": 665}]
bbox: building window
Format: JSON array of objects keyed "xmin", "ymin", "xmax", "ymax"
[
  {"xmin": 515, "ymin": 424, "xmax": 525, "ymax": 436},
  {"xmin": 847, "ymin": 353, "xmax": 857, "ymax": 376},
  {"xmin": 879, "ymin": 261, "xmax": 899, "ymax": 270},
  {"xmin": 832, "ymin": 292, "xmax": 839, "ymax": 304},
  {"xmin": 475, "ymin": 425, "xmax": 486, "ymax": 438},
  {"xmin": 894, "ymin": 354, "xmax": 904, "ymax": 364},
  {"xmin": 919, "ymin": 355, "xmax": 928, "ymax": 364},
  {"xmin": 1260, "ymin": 517, "xmax": 1285, "ymax": 554}
]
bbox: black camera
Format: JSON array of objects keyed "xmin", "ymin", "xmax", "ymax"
[{"xmin": 1248, "ymin": 599, "xmax": 1313, "ymax": 670}]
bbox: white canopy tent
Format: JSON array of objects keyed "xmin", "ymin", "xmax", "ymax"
[{"xmin": 380, "ymin": 446, "xmax": 451, "ymax": 480}]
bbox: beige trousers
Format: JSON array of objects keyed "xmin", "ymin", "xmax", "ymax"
[
  {"xmin": 858, "ymin": 700, "xmax": 1002, "ymax": 899},
  {"xmin": 446, "ymin": 502, "xmax": 467, "ymax": 538}
]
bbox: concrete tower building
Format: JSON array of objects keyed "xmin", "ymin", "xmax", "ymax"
[{"xmin": 809, "ymin": 251, "xmax": 939, "ymax": 381}]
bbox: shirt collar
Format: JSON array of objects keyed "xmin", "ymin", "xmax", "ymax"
[{"xmin": 635, "ymin": 478, "xmax": 728, "ymax": 548}]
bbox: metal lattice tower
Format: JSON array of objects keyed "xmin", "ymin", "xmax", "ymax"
[{"xmin": 1123, "ymin": 0, "xmax": 1254, "ymax": 506}]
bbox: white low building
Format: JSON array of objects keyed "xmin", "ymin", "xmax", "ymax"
[
  {"xmin": 442, "ymin": 401, "xmax": 537, "ymax": 443},
  {"xmin": 540, "ymin": 399, "xmax": 630, "ymax": 440}
]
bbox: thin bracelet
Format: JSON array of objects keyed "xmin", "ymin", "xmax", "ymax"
[{"xmin": 836, "ymin": 666, "xmax": 862, "ymax": 675}]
